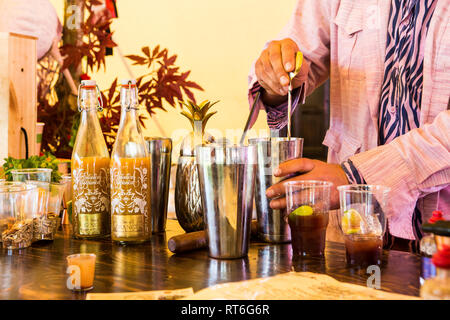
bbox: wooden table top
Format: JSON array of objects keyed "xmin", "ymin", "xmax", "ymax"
[{"xmin": 0, "ymin": 219, "xmax": 421, "ymax": 300}]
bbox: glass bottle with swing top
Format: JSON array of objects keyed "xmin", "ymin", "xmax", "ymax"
[
  {"xmin": 72, "ymin": 80, "xmax": 111, "ymax": 239},
  {"xmin": 110, "ymin": 79, "xmax": 151, "ymax": 244}
]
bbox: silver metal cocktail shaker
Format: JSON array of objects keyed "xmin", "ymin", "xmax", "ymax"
[
  {"xmin": 248, "ymin": 137, "xmax": 303, "ymax": 243},
  {"xmin": 145, "ymin": 137, "xmax": 172, "ymax": 233},
  {"xmin": 196, "ymin": 144, "xmax": 257, "ymax": 259}
]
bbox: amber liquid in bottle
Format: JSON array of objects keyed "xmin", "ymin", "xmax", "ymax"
[
  {"xmin": 111, "ymin": 80, "xmax": 151, "ymax": 244},
  {"xmin": 72, "ymin": 81, "xmax": 111, "ymax": 239},
  {"xmin": 72, "ymin": 157, "xmax": 110, "ymax": 238}
]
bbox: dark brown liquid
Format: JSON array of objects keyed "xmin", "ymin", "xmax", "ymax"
[
  {"xmin": 288, "ymin": 213, "xmax": 329, "ymax": 257},
  {"xmin": 344, "ymin": 235, "xmax": 383, "ymax": 267}
]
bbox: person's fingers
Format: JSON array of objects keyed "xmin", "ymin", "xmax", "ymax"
[
  {"xmin": 259, "ymin": 50, "xmax": 286, "ymax": 96},
  {"xmin": 273, "ymin": 158, "xmax": 315, "ymax": 177},
  {"xmin": 268, "ymin": 43, "xmax": 289, "ymax": 92},
  {"xmin": 265, "ymin": 172, "xmax": 306, "ymax": 199},
  {"xmin": 269, "ymin": 196, "xmax": 287, "ymax": 210},
  {"xmin": 280, "ymin": 40, "xmax": 297, "ymax": 73},
  {"xmin": 255, "ymin": 59, "xmax": 279, "ymax": 97}
]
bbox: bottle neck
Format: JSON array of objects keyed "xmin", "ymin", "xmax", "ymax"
[
  {"xmin": 112, "ymin": 86, "xmax": 146, "ymax": 159},
  {"xmin": 118, "ymin": 86, "xmax": 140, "ymax": 131},
  {"xmin": 79, "ymin": 88, "xmax": 99, "ymax": 112},
  {"xmin": 79, "ymin": 87, "xmax": 101, "ymax": 126},
  {"xmin": 73, "ymin": 89, "xmax": 108, "ymax": 158}
]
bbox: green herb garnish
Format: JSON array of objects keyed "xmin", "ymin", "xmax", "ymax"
[{"xmin": 2, "ymin": 153, "xmax": 62, "ymax": 183}]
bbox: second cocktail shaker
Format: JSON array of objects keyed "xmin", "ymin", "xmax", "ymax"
[{"xmin": 249, "ymin": 137, "xmax": 303, "ymax": 243}]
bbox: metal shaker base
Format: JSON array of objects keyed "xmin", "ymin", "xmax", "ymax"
[
  {"xmin": 258, "ymin": 233, "xmax": 291, "ymax": 244},
  {"xmin": 208, "ymin": 253, "xmax": 248, "ymax": 260}
]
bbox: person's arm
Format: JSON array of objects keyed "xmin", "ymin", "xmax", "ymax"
[
  {"xmin": 265, "ymin": 111, "xmax": 449, "ymax": 236},
  {"xmin": 247, "ymin": 0, "xmax": 331, "ymax": 129},
  {"xmin": 341, "ymin": 159, "xmax": 367, "ymax": 185},
  {"xmin": 349, "ymin": 110, "xmax": 450, "ymax": 238}
]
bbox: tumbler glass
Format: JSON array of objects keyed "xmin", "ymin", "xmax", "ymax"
[
  {"xmin": 61, "ymin": 174, "xmax": 72, "ymax": 203},
  {"xmin": 285, "ymin": 180, "xmax": 332, "ymax": 256},
  {"xmin": 145, "ymin": 137, "xmax": 172, "ymax": 233},
  {"xmin": 0, "ymin": 182, "xmax": 38, "ymax": 250},
  {"xmin": 25, "ymin": 181, "xmax": 65, "ymax": 240},
  {"xmin": 196, "ymin": 143, "xmax": 257, "ymax": 259},
  {"xmin": 337, "ymin": 185, "xmax": 390, "ymax": 267}
]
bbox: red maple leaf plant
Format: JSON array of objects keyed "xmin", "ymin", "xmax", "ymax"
[
  {"xmin": 38, "ymin": 0, "xmax": 203, "ymax": 157},
  {"xmin": 99, "ymin": 45, "xmax": 203, "ymax": 152},
  {"xmin": 60, "ymin": 0, "xmax": 117, "ymax": 72},
  {"xmin": 38, "ymin": 0, "xmax": 118, "ymax": 158}
]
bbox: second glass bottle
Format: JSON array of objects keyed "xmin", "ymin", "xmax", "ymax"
[{"xmin": 110, "ymin": 79, "xmax": 151, "ymax": 244}]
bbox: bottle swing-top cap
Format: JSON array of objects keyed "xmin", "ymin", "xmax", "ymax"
[
  {"xmin": 121, "ymin": 79, "xmax": 136, "ymax": 87},
  {"xmin": 120, "ymin": 79, "xmax": 139, "ymax": 111},
  {"xmin": 80, "ymin": 80, "xmax": 97, "ymax": 88},
  {"xmin": 78, "ymin": 79, "xmax": 103, "ymax": 112}
]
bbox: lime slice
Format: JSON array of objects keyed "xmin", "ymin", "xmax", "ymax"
[
  {"xmin": 290, "ymin": 205, "xmax": 314, "ymax": 219},
  {"xmin": 346, "ymin": 228, "xmax": 360, "ymax": 235}
]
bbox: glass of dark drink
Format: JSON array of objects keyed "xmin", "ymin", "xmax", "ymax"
[
  {"xmin": 337, "ymin": 185, "xmax": 390, "ymax": 268},
  {"xmin": 285, "ymin": 181, "xmax": 332, "ymax": 257}
]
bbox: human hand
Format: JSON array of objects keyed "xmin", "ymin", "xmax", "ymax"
[
  {"xmin": 265, "ymin": 158, "xmax": 349, "ymax": 210},
  {"xmin": 255, "ymin": 38, "xmax": 308, "ymax": 104}
]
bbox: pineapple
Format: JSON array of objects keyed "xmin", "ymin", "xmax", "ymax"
[
  {"xmin": 175, "ymin": 100, "xmax": 218, "ymax": 232},
  {"xmin": 179, "ymin": 100, "xmax": 218, "ymax": 156}
]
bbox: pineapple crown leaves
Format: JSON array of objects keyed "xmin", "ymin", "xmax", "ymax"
[{"xmin": 180, "ymin": 100, "xmax": 219, "ymax": 132}]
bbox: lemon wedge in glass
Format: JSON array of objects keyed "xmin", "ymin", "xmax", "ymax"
[{"xmin": 341, "ymin": 208, "xmax": 362, "ymax": 234}]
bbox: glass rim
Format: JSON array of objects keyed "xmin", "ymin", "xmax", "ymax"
[
  {"xmin": 10, "ymin": 168, "xmax": 53, "ymax": 174},
  {"xmin": 66, "ymin": 253, "xmax": 97, "ymax": 260},
  {"xmin": 196, "ymin": 143, "xmax": 256, "ymax": 151},
  {"xmin": 0, "ymin": 182, "xmax": 37, "ymax": 194},
  {"xmin": 144, "ymin": 136, "xmax": 172, "ymax": 142},
  {"xmin": 25, "ymin": 181, "xmax": 68, "ymax": 189},
  {"xmin": 285, "ymin": 180, "xmax": 333, "ymax": 188},
  {"xmin": 337, "ymin": 184, "xmax": 391, "ymax": 193},
  {"xmin": 248, "ymin": 137, "xmax": 304, "ymax": 143}
]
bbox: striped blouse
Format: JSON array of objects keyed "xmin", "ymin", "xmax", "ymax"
[{"xmin": 342, "ymin": 0, "xmax": 437, "ymax": 246}]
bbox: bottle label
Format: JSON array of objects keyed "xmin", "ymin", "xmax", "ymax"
[
  {"xmin": 111, "ymin": 159, "xmax": 150, "ymax": 239},
  {"xmin": 112, "ymin": 215, "xmax": 144, "ymax": 238},
  {"xmin": 72, "ymin": 161, "xmax": 110, "ymax": 236},
  {"xmin": 78, "ymin": 213, "xmax": 102, "ymax": 235}
]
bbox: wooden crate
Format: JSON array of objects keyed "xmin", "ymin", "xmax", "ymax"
[{"xmin": 0, "ymin": 32, "xmax": 37, "ymax": 162}]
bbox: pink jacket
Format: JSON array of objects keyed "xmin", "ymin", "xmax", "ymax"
[{"xmin": 248, "ymin": 0, "xmax": 450, "ymax": 240}]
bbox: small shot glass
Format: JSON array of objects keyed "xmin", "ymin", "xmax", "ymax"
[{"xmin": 66, "ymin": 253, "xmax": 96, "ymax": 291}]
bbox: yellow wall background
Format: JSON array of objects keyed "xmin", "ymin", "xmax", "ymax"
[{"xmin": 50, "ymin": 0, "xmax": 297, "ymax": 153}]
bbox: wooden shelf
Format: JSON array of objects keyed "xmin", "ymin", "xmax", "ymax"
[{"xmin": 0, "ymin": 32, "xmax": 37, "ymax": 161}]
